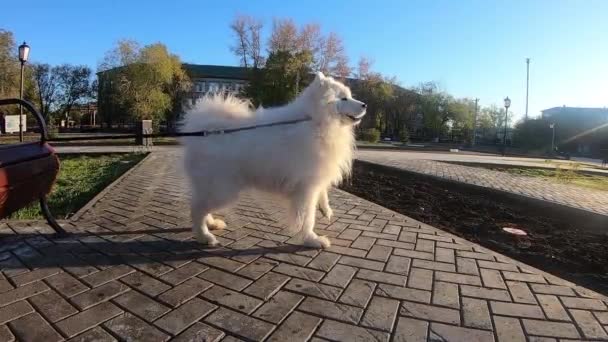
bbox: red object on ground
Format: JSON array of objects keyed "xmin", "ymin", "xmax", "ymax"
[{"xmin": 0, "ymin": 142, "xmax": 60, "ymax": 218}]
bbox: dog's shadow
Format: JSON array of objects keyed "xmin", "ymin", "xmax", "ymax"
[{"xmin": 0, "ymin": 227, "xmax": 312, "ymax": 270}]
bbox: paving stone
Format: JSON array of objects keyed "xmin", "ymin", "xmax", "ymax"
[
  {"xmin": 502, "ymin": 271, "xmax": 546, "ymax": 284},
  {"xmin": 159, "ymin": 262, "xmax": 208, "ymax": 285},
  {"xmin": 429, "ymin": 322, "xmax": 494, "ymax": 342},
  {"xmin": 536, "ymin": 294, "xmax": 570, "ymax": 321},
  {"xmin": 480, "ymin": 268, "xmax": 507, "ymax": 289},
  {"xmin": 338, "ymin": 255, "xmax": 384, "ymax": 271},
  {"xmin": 104, "ymin": 312, "xmax": 170, "ymax": 341},
  {"xmin": 29, "ymin": 290, "xmax": 78, "ymax": 322},
  {"xmin": 321, "ymin": 264, "xmax": 356, "ymax": 288},
  {"xmin": 315, "ymin": 319, "xmax": 389, "ymax": 342},
  {"xmin": 407, "ymin": 267, "xmax": 433, "ymax": 290},
  {"xmin": 113, "ymin": 290, "xmax": 170, "ymax": 322},
  {"xmin": 432, "ymin": 281, "xmax": 459, "ymax": 309},
  {"xmin": 299, "ymin": 296, "xmax": 363, "ymax": 323},
  {"xmin": 273, "ymin": 263, "xmax": 324, "ymax": 281},
  {"xmin": 205, "ymin": 307, "xmax": 275, "ymax": 341},
  {"xmin": 0, "ymin": 301, "xmax": 34, "ymax": 325},
  {"xmin": 236, "ymin": 257, "xmax": 278, "ymax": 279},
  {"xmin": 339, "ymin": 279, "xmax": 376, "ymax": 307},
  {"xmin": 328, "ymin": 244, "xmax": 373, "ymax": 258},
  {"xmin": 157, "ymin": 277, "xmax": 213, "ymax": 308},
  {"xmin": 595, "ymin": 311, "xmax": 608, "ymax": 324},
  {"xmin": 0, "ymin": 281, "xmax": 49, "ymax": 306},
  {"xmin": 385, "ymin": 255, "xmax": 410, "ymax": 275},
  {"xmin": 338, "ymin": 228, "xmax": 362, "ymax": 240},
  {"xmin": 456, "ymin": 257, "xmax": 479, "ymax": 275},
  {"xmin": 0, "ymin": 325, "xmax": 14, "ymax": 342},
  {"xmin": 462, "ymin": 297, "xmax": 492, "ymax": 330},
  {"xmin": 376, "ymin": 283, "xmax": 431, "ymax": 303},
  {"xmin": 80, "ymin": 265, "xmax": 134, "ymax": 287},
  {"xmin": 306, "ymin": 252, "xmax": 340, "ymax": 271},
  {"xmin": 198, "ymin": 268, "xmax": 252, "ymax": 291},
  {"xmin": 56, "ymin": 301, "xmax": 123, "ymax": 337},
  {"xmin": 253, "ymin": 290, "xmax": 303, "ymax": 324},
  {"xmin": 267, "ymin": 311, "xmax": 321, "ymax": 342},
  {"xmin": 154, "ymin": 297, "xmax": 217, "ymax": 335},
  {"xmin": 561, "ymin": 296, "xmax": 607, "ymax": 310},
  {"xmin": 569, "ymin": 309, "xmax": 608, "ymax": 339},
  {"xmin": 243, "ymin": 272, "xmax": 290, "ymax": 300},
  {"xmin": 172, "ymin": 322, "xmax": 225, "ymax": 342},
  {"xmin": 493, "ymin": 315, "xmax": 526, "ymax": 342},
  {"xmin": 376, "ymin": 239, "xmax": 414, "ymax": 250},
  {"xmin": 198, "ymin": 256, "xmax": 246, "ymax": 272},
  {"xmin": 393, "ymin": 316, "xmax": 428, "ymax": 342},
  {"xmin": 490, "ymin": 301, "xmax": 545, "ymax": 319},
  {"xmin": 71, "ymin": 281, "xmax": 130, "ymax": 310},
  {"xmin": 10, "ymin": 268, "xmax": 61, "ymax": 286},
  {"xmin": 477, "ymin": 260, "xmax": 519, "ymax": 272},
  {"xmin": 530, "ymin": 284, "xmax": 576, "ymax": 296},
  {"xmin": 435, "ymin": 272, "xmax": 482, "ymax": 288},
  {"xmin": 68, "ymin": 326, "xmax": 117, "ymax": 342},
  {"xmin": 202, "ymin": 285, "xmax": 263, "ymax": 314},
  {"xmin": 351, "ymin": 236, "xmax": 377, "ymax": 250},
  {"xmin": 522, "ymin": 319, "xmax": 581, "ymax": 339},
  {"xmin": 413, "ymin": 259, "xmax": 456, "ymax": 272},
  {"xmin": 393, "ymin": 248, "xmax": 434, "ymax": 260},
  {"xmin": 364, "ymin": 232, "xmax": 397, "ymax": 241},
  {"xmin": 400, "ymin": 301, "xmax": 460, "ymax": 325},
  {"xmin": 456, "ymin": 251, "xmax": 494, "ymax": 261},
  {"xmin": 460, "ymin": 284, "xmax": 511, "ymax": 301},
  {"xmin": 357, "ymin": 269, "xmax": 406, "ymax": 286},
  {"xmin": 8, "ymin": 312, "xmax": 63, "ymax": 342},
  {"xmin": 434, "ymin": 247, "xmax": 455, "ymax": 264},
  {"xmin": 398, "ymin": 231, "xmax": 417, "ymax": 243},
  {"xmin": 284, "ymin": 278, "xmax": 342, "ymax": 301},
  {"xmin": 266, "ymin": 251, "xmax": 313, "ymax": 266},
  {"xmin": 415, "ymin": 238, "xmax": 435, "ymax": 253},
  {"xmin": 120, "ymin": 271, "xmax": 171, "ymax": 297},
  {"xmin": 361, "ymin": 296, "xmax": 399, "ymax": 331},
  {"xmin": 366, "ymin": 245, "xmax": 392, "ymax": 262}
]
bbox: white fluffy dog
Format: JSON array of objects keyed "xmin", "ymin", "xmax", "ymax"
[{"xmin": 180, "ymin": 72, "xmax": 366, "ymax": 248}]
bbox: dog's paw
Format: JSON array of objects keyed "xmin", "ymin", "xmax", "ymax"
[
  {"xmin": 195, "ymin": 232, "xmax": 219, "ymax": 246},
  {"xmin": 208, "ymin": 218, "xmax": 226, "ymax": 230},
  {"xmin": 303, "ymin": 235, "xmax": 331, "ymax": 249}
]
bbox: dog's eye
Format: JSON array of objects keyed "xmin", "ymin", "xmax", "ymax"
[{"xmin": 341, "ymin": 97, "xmax": 348, "ymax": 101}]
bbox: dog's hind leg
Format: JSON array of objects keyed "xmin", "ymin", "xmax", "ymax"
[
  {"xmin": 293, "ymin": 188, "xmax": 331, "ymax": 249},
  {"xmin": 191, "ymin": 195, "xmax": 219, "ymax": 246},
  {"xmin": 207, "ymin": 214, "xmax": 226, "ymax": 230},
  {"xmin": 318, "ymin": 188, "xmax": 333, "ymax": 222}
]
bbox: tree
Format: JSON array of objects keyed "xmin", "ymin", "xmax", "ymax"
[
  {"xmin": 0, "ymin": 29, "xmax": 19, "ymax": 99},
  {"xmin": 230, "ymin": 15, "xmax": 264, "ymax": 69},
  {"xmin": 55, "ymin": 64, "xmax": 92, "ymax": 119},
  {"xmin": 97, "ymin": 40, "xmax": 190, "ymax": 126},
  {"xmin": 31, "ymin": 63, "xmax": 60, "ymax": 122},
  {"xmin": 513, "ymin": 118, "xmax": 553, "ymax": 151}
]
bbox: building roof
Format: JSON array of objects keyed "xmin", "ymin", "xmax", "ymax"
[
  {"xmin": 183, "ymin": 64, "xmax": 249, "ymax": 80},
  {"xmin": 542, "ymin": 106, "xmax": 608, "ymax": 114}
]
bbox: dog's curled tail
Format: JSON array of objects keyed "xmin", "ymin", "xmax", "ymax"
[{"xmin": 180, "ymin": 93, "xmax": 253, "ymax": 133}]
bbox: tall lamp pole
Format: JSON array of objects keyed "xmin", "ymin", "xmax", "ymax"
[
  {"xmin": 472, "ymin": 98, "xmax": 479, "ymax": 146},
  {"xmin": 550, "ymin": 123, "xmax": 556, "ymax": 155},
  {"xmin": 503, "ymin": 96, "xmax": 511, "ymax": 156},
  {"xmin": 525, "ymin": 58, "xmax": 530, "ymax": 121},
  {"xmin": 18, "ymin": 42, "xmax": 30, "ymax": 142}
]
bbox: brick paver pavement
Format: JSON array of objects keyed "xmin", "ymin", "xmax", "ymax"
[
  {"xmin": 357, "ymin": 150, "xmax": 608, "ymax": 216},
  {"xmin": 1, "ymin": 151, "xmax": 607, "ymax": 341}
]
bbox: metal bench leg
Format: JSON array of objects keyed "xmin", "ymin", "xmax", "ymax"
[{"xmin": 40, "ymin": 197, "xmax": 67, "ymax": 237}]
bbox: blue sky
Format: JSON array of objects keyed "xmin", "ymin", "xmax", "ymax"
[{"xmin": 2, "ymin": 0, "xmax": 607, "ymax": 121}]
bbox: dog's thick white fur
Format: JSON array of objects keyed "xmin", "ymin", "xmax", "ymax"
[{"xmin": 180, "ymin": 72, "xmax": 366, "ymax": 248}]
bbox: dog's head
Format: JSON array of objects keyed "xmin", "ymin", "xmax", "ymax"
[{"xmin": 305, "ymin": 72, "xmax": 367, "ymax": 125}]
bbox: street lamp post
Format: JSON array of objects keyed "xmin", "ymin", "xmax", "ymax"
[
  {"xmin": 502, "ymin": 96, "xmax": 511, "ymax": 156},
  {"xmin": 550, "ymin": 123, "xmax": 556, "ymax": 155},
  {"xmin": 18, "ymin": 42, "xmax": 30, "ymax": 142}
]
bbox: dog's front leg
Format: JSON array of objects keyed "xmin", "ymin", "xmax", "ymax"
[
  {"xmin": 294, "ymin": 188, "xmax": 331, "ymax": 249},
  {"xmin": 318, "ymin": 188, "xmax": 333, "ymax": 222}
]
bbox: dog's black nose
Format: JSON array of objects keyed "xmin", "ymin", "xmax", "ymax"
[{"xmin": 362, "ymin": 103, "xmax": 367, "ymax": 108}]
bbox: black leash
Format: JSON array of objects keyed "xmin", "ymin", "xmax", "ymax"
[{"xmin": 47, "ymin": 117, "xmax": 312, "ymax": 142}]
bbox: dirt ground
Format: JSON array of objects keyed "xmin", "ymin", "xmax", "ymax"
[{"xmin": 341, "ymin": 161, "xmax": 608, "ymax": 296}]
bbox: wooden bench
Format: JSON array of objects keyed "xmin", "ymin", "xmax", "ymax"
[{"xmin": 0, "ymin": 98, "xmax": 66, "ymax": 236}]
